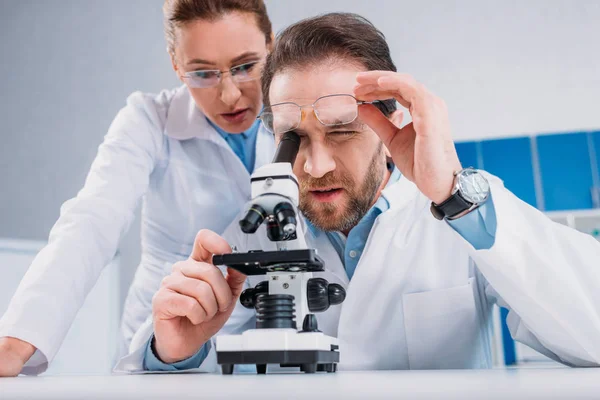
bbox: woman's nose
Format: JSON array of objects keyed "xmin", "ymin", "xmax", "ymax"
[{"xmin": 219, "ymin": 75, "xmax": 242, "ymax": 106}]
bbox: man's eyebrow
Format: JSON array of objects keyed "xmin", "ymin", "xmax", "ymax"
[
  {"xmin": 328, "ymin": 120, "xmax": 368, "ymax": 131},
  {"xmin": 186, "ymin": 51, "xmax": 260, "ymax": 68}
]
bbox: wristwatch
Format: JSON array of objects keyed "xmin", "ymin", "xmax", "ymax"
[{"xmin": 430, "ymin": 167, "xmax": 490, "ymax": 220}]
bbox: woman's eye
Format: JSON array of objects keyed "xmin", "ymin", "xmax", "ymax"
[
  {"xmin": 233, "ymin": 62, "xmax": 256, "ymax": 74},
  {"xmin": 193, "ymin": 70, "xmax": 218, "ymax": 79}
]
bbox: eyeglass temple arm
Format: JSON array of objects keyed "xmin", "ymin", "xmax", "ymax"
[{"xmin": 357, "ymin": 100, "xmax": 381, "ymax": 105}]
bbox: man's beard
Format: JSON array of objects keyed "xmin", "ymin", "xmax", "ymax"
[{"xmin": 299, "ymin": 144, "xmax": 386, "ymax": 232}]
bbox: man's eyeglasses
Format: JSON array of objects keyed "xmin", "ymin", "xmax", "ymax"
[
  {"xmin": 182, "ymin": 60, "xmax": 262, "ymax": 89},
  {"xmin": 258, "ymin": 94, "xmax": 395, "ymax": 136}
]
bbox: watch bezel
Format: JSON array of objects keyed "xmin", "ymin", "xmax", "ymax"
[{"xmin": 454, "ymin": 168, "xmax": 490, "ymax": 205}]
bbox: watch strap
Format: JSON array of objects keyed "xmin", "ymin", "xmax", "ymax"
[{"xmin": 430, "ymin": 191, "xmax": 472, "ymax": 220}]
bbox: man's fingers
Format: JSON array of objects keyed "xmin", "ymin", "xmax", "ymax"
[
  {"xmin": 161, "ymin": 274, "xmax": 219, "ymax": 318},
  {"xmin": 154, "ymin": 289, "xmax": 208, "ymax": 325},
  {"xmin": 355, "ymin": 71, "xmax": 424, "ymax": 109},
  {"xmin": 190, "ymin": 229, "xmax": 232, "ymax": 264},
  {"xmin": 357, "ymin": 104, "xmax": 400, "ymax": 147},
  {"xmin": 353, "ymin": 83, "xmax": 379, "ymax": 96},
  {"xmin": 226, "ymin": 267, "xmax": 248, "ymax": 298},
  {"xmin": 179, "ymin": 261, "xmax": 233, "ymax": 312},
  {"xmin": 355, "ymin": 70, "xmax": 399, "ymax": 84}
]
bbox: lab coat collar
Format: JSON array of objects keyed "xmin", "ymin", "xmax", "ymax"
[
  {"xmin": 164, "ymin": 85, "xmax": 214, "ymax": 141},
  {"xmin": 163, "ymin": 85, "xmax": 274, "ymax": 169},
  {"xmin": 380, "ymin": 173, "xmax": 423, "ymax": 214}
]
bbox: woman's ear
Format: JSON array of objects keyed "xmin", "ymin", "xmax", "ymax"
[
  {"xmin": 170, "ymin": 51, "xmax": 184, "ymax": 83},
  {"xmin": 389, "ymin": 109, "xmax": 404, "ymax": 129},
  {"xmin": 267, "ymin": 33, "xmax": 275, "ymax": 52}
]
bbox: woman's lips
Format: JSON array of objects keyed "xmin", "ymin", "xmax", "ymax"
[
  {"xmin": 221, "ymin": 108, "xmax": 249, "ymax": 124},
  {"xmin": 309, "ymin": 188, "xmax": 343, "ymax": 202}
]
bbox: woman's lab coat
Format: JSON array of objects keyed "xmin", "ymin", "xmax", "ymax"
[
  {"xmin": 117, "ymin": 173, "xmax": 600, "ymax": 372},
  {"xmin": 0, "ymin": 86, "xmax": 275, "ymax": 375}
]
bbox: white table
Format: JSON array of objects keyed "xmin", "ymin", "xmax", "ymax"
[{"xmin": 1, "ymin": 368, "xmax": 599, "ymax": 399}]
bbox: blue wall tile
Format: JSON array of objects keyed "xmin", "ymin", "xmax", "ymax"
[
  {"xmin": 481, "ymin": 137, "xmax": 537, "ymax": 207},
  {"xmin": 455, "ymin": 141, "xmax": 480, "ymax": 170},
  {"xmin": 537, "ymin": 132, "xmax": 594, "ymax": 210},
  {"xmin": 593, "ymin": 131, "xmax": 600, "ymax": 179}
]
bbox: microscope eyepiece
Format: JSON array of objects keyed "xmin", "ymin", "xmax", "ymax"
[
  {"xmin": 239, "ymin": 204, "xmax": 267, "ymax": 234},
  {"xmin": 272, "ymin": 131, "xmax": 301, "ymax": 165}
]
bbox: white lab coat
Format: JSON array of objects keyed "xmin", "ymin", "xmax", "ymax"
[
  {"xmin": 0, "ymin": 85, "xmax": 275, "ymax": 375},
  {"xmin": 116, "ymin": 173, "xmax": 600, "ymax": 372}
]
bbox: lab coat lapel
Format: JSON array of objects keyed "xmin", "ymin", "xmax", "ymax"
[{"xmin": 254, "ymin": 124, "xmax": 276, "ymax": 171}]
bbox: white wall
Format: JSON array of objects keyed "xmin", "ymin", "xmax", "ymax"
[{"xmin": 266, "ymin": 0, "xmax": 600, "ymax": 141}]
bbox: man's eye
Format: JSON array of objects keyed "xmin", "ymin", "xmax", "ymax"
[{"xmin": 330, "ymin": 131, "xmax": 357, "ymax": 136}]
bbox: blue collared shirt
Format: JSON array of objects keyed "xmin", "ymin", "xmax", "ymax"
[
  {"xmin": 321, "ymin": 168, "xmax": 497, "ymax": 280},
  {"xmin": 207, "ymin": 117, "xmax": 260, "ymax": 174},
  {"xmin": 145, "ymin": 167, "xmax": 498, "ymax": 370}
]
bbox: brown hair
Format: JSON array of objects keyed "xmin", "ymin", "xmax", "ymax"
[
  {"xmin": 262, "ymin": 13, "xmax": 397, "ymax": 116},
  {"xmin": 163, "ymin": 0, "xmax": 273, "ymax": 55}
]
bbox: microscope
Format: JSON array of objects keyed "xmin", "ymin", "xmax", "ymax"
[{"xmin": 212, "ymin": 131, "xmax": 346, "ymax": 375}]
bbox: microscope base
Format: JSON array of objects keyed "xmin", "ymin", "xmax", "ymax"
[
  {"xmin": 217, "ymin": 349, "xmax": 339, "ymax": 374},
  {"xmin": 216, "ymin": 329, "xmax": 340, "ymax": 374}
]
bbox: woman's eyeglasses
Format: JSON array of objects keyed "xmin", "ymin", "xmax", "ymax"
[{"xmin": 182, "ymin": 60, "xmax": 262, "ymax": 89}]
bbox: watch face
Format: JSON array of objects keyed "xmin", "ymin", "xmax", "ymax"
[{"xmin": 457, "ymin": 169, "xmax": 490, "ymax": 204}]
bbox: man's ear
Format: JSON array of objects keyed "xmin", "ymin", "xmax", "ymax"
[
  {"xmin": 383, "ymin": 109, "xmax": 404, "ymax": 157},
  {"xmin": 384, "ymin": 145, "xmax": 392, "ymax": 158},
  {"xmin": 389, "ymin": 109, "xmax": 404, "ymax": 129}
]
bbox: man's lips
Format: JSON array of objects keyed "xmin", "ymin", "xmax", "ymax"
[{"xmin": 308, "ymin": 187, "xmax": 344, "ymax": 202}]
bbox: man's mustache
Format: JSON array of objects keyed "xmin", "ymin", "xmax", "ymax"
[{"xmin": 300, "ymin": 173, "xmax": 354, "ymax": 192}]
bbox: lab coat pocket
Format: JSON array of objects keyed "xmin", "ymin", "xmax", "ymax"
[{"xmin": 403, "ymin": 278, "xmax": 486, "ymax": 369}]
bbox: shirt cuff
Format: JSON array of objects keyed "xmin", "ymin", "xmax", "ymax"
[
  {"xmin": 143, "ymin": 334, "xmax": 210, "ymax": 371},
  {"xmin": 446, "ymin": 194, "xmax": 498, "ymax": 250}
]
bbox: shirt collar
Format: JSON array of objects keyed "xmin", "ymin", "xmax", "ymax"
[{"xmin": 206, "ymin": 116, "xmax": 259, "ymax": 140}]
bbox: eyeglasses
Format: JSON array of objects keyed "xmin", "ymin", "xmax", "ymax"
[
  {"xmin": 258, "ymin": 94, "xmax": 393, "ymax": 135},
  {"xmin": 182, "ymin": 60, "xmax": 263, "ymax": 89}
]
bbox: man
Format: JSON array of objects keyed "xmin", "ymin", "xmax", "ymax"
[{"xmin": 117, "ymin": 13, "xmax": 600, "ymax": 372}]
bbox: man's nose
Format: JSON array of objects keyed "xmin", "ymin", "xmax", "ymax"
[
  {"xmin": 303, "ymin": 140, "xmax": 336, "ymax": 178},
  {"xmin": 219, "ymin": 75, "xmax": 242, "ymax": 106}
]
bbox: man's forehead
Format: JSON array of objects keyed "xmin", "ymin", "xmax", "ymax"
[{"xmin": 269, "ymin": 64, "xmax": 364, "ymax": 105}]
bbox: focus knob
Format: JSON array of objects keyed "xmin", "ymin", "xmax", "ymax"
[
  {"xmin": 307, "ymin": 278, "xmax": 346, "ymax": 312},
  {"xmin": 239, "ymin": 280, "xmax": 268, "ymax": 309},
  {"xmin": 328, "ymin": 283, "xmax": 346, "ymax": 306}
]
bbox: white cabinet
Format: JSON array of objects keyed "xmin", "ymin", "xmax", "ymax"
[
  {"xmin": 547, "ymin": 209, "xmax": 600, "ymax": 241},
  {"xmin": 0, "ymin": 239, "xmax": 120, "ymax": 375}
]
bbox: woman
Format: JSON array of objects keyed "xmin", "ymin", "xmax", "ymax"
[{"xmin": 0, "ymin": 0, "xmax": 275, "ymax": 376}]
